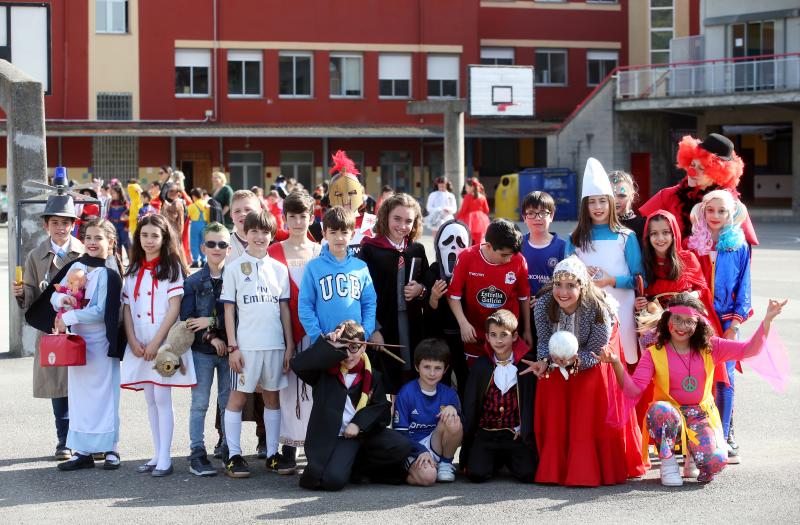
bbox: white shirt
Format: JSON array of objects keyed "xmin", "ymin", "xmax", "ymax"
[
  {"xmin": 122, "ymin": 268, "xmax": 184, "ymax": 326},
  {"xmin": 493, "ymin": 354, "xmax": 518, "ymax": 395},
  {"xmin": 339, "ymin": 373, "xmax": 358, "ymax": 435},
  {"xmin": 220, "ymin": 251, "xmax": 290, "ymax": 351}
]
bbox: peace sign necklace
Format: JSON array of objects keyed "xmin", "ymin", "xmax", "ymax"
[{"xmin": 670, "ymin": 344, "xmax": 698, "ymax": 393}]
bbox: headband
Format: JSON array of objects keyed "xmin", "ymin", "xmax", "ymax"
[{"xmin": 668, "ymin": 306, "xmax": 711, "ymax": 326}]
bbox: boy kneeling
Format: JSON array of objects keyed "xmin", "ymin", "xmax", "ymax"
[
  {"xmin": 393, "ymin": 339, "xmax": 463, "ymax": 484},
  {"xmin": 291, "ymin": 321, "xmax": 420, "ymax": 491},
  {"xmin": 462, "ymin": 309, "xmax": 538, "ymax": 483}
]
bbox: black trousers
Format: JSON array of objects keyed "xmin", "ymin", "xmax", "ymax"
[
  {"xmin": 440, "ymin": 330, "xmax": 468, "ymax": 402},
  {"xmin": 301, "ymin": 429, "xmax": 411, "ymax": 491},
  {"xmin": 467, "ymin": 429, "xmax": 536, "ymax": 483}
]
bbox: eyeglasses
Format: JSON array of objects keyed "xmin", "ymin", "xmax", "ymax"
[
  {"xmin": 524, "ymin": 210, "xmax": 551, "ymax": 219},
  {"xmin": 671, "ymin": 317, "xmax": 698, "ymax": 329},
  {"xmin": 345, "ymin": 342, "xmax": 365, "ymax": 354},
  {"xmin": 204, "ymin": 240, "xmax": 230, "ymax": 249}
]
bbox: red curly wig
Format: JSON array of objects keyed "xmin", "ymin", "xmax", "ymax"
[{"xmin": 676, "ymin": 135, "xmax": 743, "ymax": 189}]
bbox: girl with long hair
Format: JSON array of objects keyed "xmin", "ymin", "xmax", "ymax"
[
  {"xmin": 120, "ymin": 214, "xmax": 194, "ymax": 477},
  {"xmin": 687, "ymin": 189, "xmax": 752, "ymax": 462},
  {"xmin": 597, "ymin": 293, "xmax": 786, "ymax": 486}
]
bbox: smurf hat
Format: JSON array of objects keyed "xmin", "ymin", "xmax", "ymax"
[
  {"xmin": 42, "ymin": 194, "xmax": 77, "ymax": 219},
  {"xmin": 581, "ymin": 157, "xmax": 614, "ymax": 199},
  {"xmin": 553, "ymin": 255, "xmax": 590, "ymax": 285}
]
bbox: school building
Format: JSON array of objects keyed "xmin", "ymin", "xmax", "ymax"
[{"xmin": 1, "ymin": 0, "xmax": 636, "ymax": 203}]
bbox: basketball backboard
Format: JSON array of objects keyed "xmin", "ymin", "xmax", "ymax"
[{"xmin": 468, "ymin": 65, "xmax": 534, "ymax": 118}]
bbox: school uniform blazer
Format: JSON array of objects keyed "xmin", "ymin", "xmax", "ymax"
[
  {"xmin": 462, "ymin": 348, "xmax": 538, "ymax": 461},
  {"xmin": 291, "ymin": 338, "xmax": 392, "ymax": 486}
]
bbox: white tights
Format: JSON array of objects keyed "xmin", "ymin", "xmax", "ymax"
[{"xmin": 143, "ymin": 384, "xmax": 173, "ymax": 470}]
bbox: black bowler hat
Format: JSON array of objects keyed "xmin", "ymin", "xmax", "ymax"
[
  {"xmin": 42, "ymin": 194, "xmax": 78, "ymax": 219},
  {"xmin": 698, "ymin": 133, "xmax": 734, "ymax": 161}
]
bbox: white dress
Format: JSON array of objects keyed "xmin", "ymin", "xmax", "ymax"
[
  {"xmin": 120, "ymin": 270, "xmax": 197, "ymax": 390},
  {"xmin": 425, "ymin": 190, "xmax": 457, "ymax": 230},
  {"xmin": 279, "ymin": 245, "xmax": 320, "ymax": 446},
  {"xmin": 51, "ymin": 263, "xmax": 120, "ymax": 453}
]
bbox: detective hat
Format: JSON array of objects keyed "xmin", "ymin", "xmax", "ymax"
[
  {"xmin": 698, "ymin": 133, "xmax": 734, "ymax": 161},
  {"xmin": 42, "ymin": 194, "xmax": 78, "ymax": 219}
]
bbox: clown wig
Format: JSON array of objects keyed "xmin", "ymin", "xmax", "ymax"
[
  {"xmin": 676, "ymin": 135, "xmax": 744, "ymax": 189},
  {"xmin": 687, "ymin": 189, "xmax": 747, "ymax": 256}
]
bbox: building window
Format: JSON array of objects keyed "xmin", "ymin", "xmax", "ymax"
[
  {"xmin": 228, "ymin": 50, "xmax": 262, "ymax": 97},
  {"xmin": 229, "ymin": 152, "xmax": 263, "ymax": 190},
  {"xmin": 535, "ymin": 49, "xmax": 567, "ymax": 85},
  {"xmin": 93, "ymin": 136, "xmax": 138, "ymax": 181},
  {"xmin": 280, "ymin": 151, "xmax": 314, "ymax": 190},
  {"xmin": 587, "ymin": 50, "xmax": 618, "ymax": 85},
  {"xmin": 427, "ymin": 55, "xmax": 459, "ymax": 98},
  {"xmin": 279, "ymin": 51, "xmax": 313, "ymax": 97},
  {"xmin": 650, "ymin": 0, "xmax": 673, "ymax": 64},
  {"xmin": 97, "ymin": 92, "xmax": 132, "ymax": 120},
  {"xmin": 480, "ymin": 47, "xmax": 514, "ymax": 66},
  {"xmin": 96, "ymin": 0, "xmax": 127, "ymax": 34},
  {"xmin": 379, "ymin": 53, "xmax": 411, "ymax": 98},
  {"xmin": 330, "ymin": 53, "xmax": 363, "ymax": 98},
  {"xmin": 0, "ymin": 4, "xmax": 51, "ymax": 92},
  {"xmin": 175, "ymin": 49, "xmax": 210, "ymax": 97}
]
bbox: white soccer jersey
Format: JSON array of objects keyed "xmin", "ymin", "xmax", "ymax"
[{"xmin": 221, "ymin": 251, "xmax": 290, "ymax": 351}]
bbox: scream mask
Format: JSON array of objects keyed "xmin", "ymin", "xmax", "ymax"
[
  {"xmin": 435, "ymin": 219, "xmax": 471, "ymax": 281},
  {"xmin": 328, "ymin": 150, "xmax": 364, "ymax": 212}
]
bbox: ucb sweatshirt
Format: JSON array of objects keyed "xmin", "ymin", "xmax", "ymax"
[{"xmin": 298, "ymin": 244, "xmax": 377, "ymax": 343}]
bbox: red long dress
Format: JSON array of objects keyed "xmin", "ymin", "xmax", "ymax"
[
  {"xmin": 535, "ymin": 323, "xmax": 645, "ymax": 486},
  {"xmin": 456, "ymin": 193, "xmax": 490, "ymax": 245}
]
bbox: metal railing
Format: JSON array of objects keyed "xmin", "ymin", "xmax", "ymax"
[{"xmin": 616, "ymin": 53, "xmax": 800, "ymax": 99}]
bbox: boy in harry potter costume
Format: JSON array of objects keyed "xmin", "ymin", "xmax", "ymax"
[
  {"xmin": 291, "ymin": 320, "xmax": 427, "ymax": 491},
  {"xmin": 12, "ymin": 194, "xmax": 84, "ymax": 460}
]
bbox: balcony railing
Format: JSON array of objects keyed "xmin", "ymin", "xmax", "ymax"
[{"xmin": 615, "ymin": 53, "xmax": 800, "ymax": 100}]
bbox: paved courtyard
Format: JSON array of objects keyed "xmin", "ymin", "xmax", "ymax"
[{"xmin": 1, "ymin": 222, "xmax": 799, "ymax": 524}]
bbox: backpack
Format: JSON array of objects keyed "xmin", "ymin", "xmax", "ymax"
[{"xmin": 207, "ymin": 197, "xmax": 224, "ymax": 223}]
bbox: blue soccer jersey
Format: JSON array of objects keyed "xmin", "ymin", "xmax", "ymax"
[
  {"xmin": 392, "ymin": 381, "xmax": 461, "ymax": 442},
  {"xmin": 521, "ymin": 232, "xmax": 566, "ymax": 296}
]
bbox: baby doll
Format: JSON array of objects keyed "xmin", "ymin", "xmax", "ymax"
[{"xmin": 53, "ymin": 268, "xmax": 87, "ymax": 320}]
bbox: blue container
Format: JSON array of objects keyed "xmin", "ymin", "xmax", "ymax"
[{"xmin": 517, "ymin": 168, "xmax": 578, "ymax": 220}]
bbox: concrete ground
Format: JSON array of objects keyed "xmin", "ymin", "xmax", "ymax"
[{"xmin": 1, "ymin": 221, "xmax": 799, "ymax": 524}]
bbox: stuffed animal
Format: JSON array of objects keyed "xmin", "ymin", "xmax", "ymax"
[
  {"xmin": 54, "ymin": 268, "xmax": 87, "ymax": 320},
  {"xmin": 153, "ymin": 320, "xmax": 195, "ymax": 377},
  {"xmin": 548, "ymin": 330, "xmax": 578, "ymax": 380}
]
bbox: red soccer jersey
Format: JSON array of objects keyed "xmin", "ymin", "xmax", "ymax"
[{"xmin": 448, "ymin": 244, "xmax": 530, "ymax": 350}]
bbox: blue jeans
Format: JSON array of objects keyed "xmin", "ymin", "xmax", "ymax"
[
  {"xmin": 52, "ymin": 397, "xmax": 69, "ymax": 446},
  {"xmin": 715, "ymin": 360, "xmax": 736, "ymax": 439},
  {"xmin": 190, "ymin": 351, "xmax": 231, "ymax": 451},
  {"xmin": 190, "ymin": 220, "xmax": 207, "ymax": 265}
]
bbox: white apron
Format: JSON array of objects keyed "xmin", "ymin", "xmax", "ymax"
[
  {"xmin": 280, "ymin": 336, "xmax": 313, "ymax": 446},
  {"xmin": 68, "ymin": 322, "xmax": 120, "ymax": 453},
  {"xmin": 575, "ymin": 234, "xmax": 639, "ymax": 364}
]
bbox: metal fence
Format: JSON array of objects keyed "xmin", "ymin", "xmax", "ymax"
[{"xmin": 616, "ymin": 53, "xmax": 800, "ymax": 99}]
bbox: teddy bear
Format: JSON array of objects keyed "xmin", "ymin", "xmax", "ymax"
[{"xmin": 153, "ymin": 320, "xmax": 195, "ymax": 377}]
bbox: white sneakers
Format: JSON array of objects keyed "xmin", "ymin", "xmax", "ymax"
[
  {"xmin": 437, "ymin": 461, "xmax": 456, "ymax": 482},
  {"xmin": 683, "ymin": 454, "xmax": 700, "ymax": 478},
  {"xmin": 660, "ymin": 455, "xmax": 683, "ymax": 487}
]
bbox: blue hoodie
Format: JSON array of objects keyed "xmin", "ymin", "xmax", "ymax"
[{"xmin": 298, "ymin": 244, "xmax": 377, "ymax": 342}]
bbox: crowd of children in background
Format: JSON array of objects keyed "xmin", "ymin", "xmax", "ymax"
[{"xmin": 14, "ymin": 143, "xmax": 789, "ymax": 491}]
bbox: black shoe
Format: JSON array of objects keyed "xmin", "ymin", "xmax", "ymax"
[
  {"xmin": 92, "ymin": 452, "xmax": 106, "ymax": 461},
  {"xmin": 103, "ymin": 451, "xmax": 121, "ymax": 470},
  {"xmin": 213, "ymin": 436, "xmax": 226, "ymax": 459},
  {"xmin": 57, "ymin": 453, "xmax": 94, "ymax": 471},
  {"xmin": 281, "ymin": 445, "xmax": 297, "ymax": 464},
  {"xmin": 225, "ymin": 454, "xmax": 250, "ymax": 478},
  {"xmin": 189, "ymin": 447, "xmax": 217, "ymax": 477},
  {"xmin": 54, "ymin": 444, "xmax": 72, "ymax": 461},
  {"xmin": 266, "ymin": 453, "xmax": 296, "ymax": 475},
  {"xmin": 256, "ymin": 437, "xmax": 267, "ymax": 459}
]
